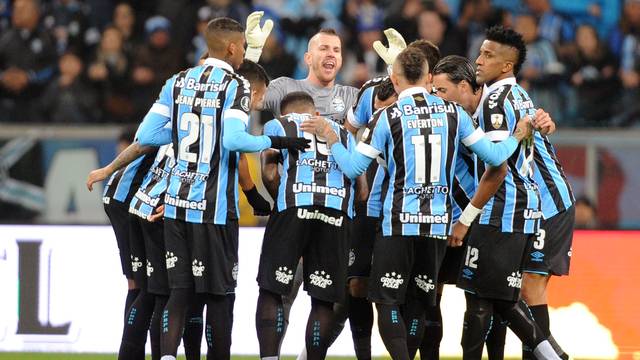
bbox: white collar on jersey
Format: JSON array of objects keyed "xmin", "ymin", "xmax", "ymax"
[
  {"xmin": 398, "ymin": 86, "xmax": 428, "ymax": 99},
  {"xmin": 473, "ymin": 76, "xmax": 517, "ymax": 118},
  {"xmin": 202, "ymin": 57, "xmax": 234, "ymax": 73}
]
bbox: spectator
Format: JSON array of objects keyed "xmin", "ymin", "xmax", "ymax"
[
  {"xmin": 43, "ymin": 0, "xmax": 98, "ymax": 57},
  {"xmin": 343, "ymin": 0, "xmax": 386, "ymax": 86},
  {"xmin": 201, "ymin": 0, "xmax": 249, "ymax": 24},
  {"xmin": 130, "ymin": 15, "xmax": 184, "ymax": 120},
  {"xmin": 187, "ymin": 5, "xmax": 211, "ymax": 66},
  {"xmin": 515, "ymin": 13, "xmax": 565, "ymax": 120},
  {"xmin": 0, "ymin": 0, "xmax": 57, "ymax": 122},
  {"xmin": 458, "ymin": 0, "xmax": 492, "ymax": 59},
  {"xmin": 417, "ymin": 8, "xmax": 467, "ymax": 57},
  {"xmin": 87, "ymin": 26, "xmax": 134, "ymax": 123},
  {"xmin": 610, "ymin": 0, "xmax": 640, "ymax": 57},
  {"xmin": 39, "ymin": 52, "xmax": 99, "ymax": 123},
  {"xmin": 112, "ymin": 2, "xmax": 139, "ymax": 55},
  {"xmin": 568, "ymin": 24, "xmax": 619, "ymax": 126},
  {"xmin": 384, "ymin": 0, "xmax": 424, "ymax": 43},
  {"xmin": 574, "ymin": 196, "xmax": 598, "ymax": 229},
  {"xmin": 525, "ymin": 0, "xmax": 575, "ymax": 44},
  {"xmin": 259, "ymin": 31, "xmax": 297, "ymax": 80}
]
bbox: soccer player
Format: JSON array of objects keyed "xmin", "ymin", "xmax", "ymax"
[
  {"xmin": 449, "ymin": 26, "xmax": 562, "ymax": 360},
  {"xmin": 432, "ymin": 54, "xmax": 557, "ymax": 360},
  {"xmin": 256, "ymin": 91, "xmax": 357, "ymax": 360},
  {"xmin": 133, "ymin": 17, "xmax": 309, "ymax": 360},
  {"xmin": 346, "ymin": 37, "xmax": 443, "ymax": 360},
  {"xmin": 96, "ymin": 125, "xmax": 158, "ymax": 355},
  {"xmin": 301, "ymin": 46, "xmax": 533, "ymax": 360},
  {"xmin": 262, "ymin": 28, "xmax": 358, "ymax": 124}
]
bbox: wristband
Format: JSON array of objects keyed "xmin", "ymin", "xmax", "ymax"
[{"xmin": 459, "ymin": 203, "xmax": 482, "ymax": 226}]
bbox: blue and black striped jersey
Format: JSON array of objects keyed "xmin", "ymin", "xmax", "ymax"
[
  {"xmin": 532, "ymin": 133, "xmax": 575, "ymax": 219},
  {"xmin": 473, "ymin": 77, "xmax": 541, "ymax": 233},
  {"xmin": 347, "ymin": 76, "xmax": 389, "ymax": 218},
  {"xmin": 129, "ymin": 144, "xmax": 175, "ymax": 219},
  {"xmin": 451, "ymin": 147, "xmax": 476, "ymax": 223},
  {"xmin": 356, "ymin": 87, "xmax": 487, "ymax": 237},
  {"xmin": 102, "ymin": 150, "xmax": 157, "ymax": 206},
  {"xmin": 137, "ymin": 57, "xmax": 251, "ymax": 224},
  {"xmin": 263, "ymin": 113, "xmax": 356, "ymax": 217}
]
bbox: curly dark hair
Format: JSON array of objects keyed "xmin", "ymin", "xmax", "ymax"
[
  {"xmin": 396, "ymin": 47, "xmax": 428, "ymax": 84},
  {"xmin": 485, "ymin": 25, "xmax": 527, "ymax": 76}
]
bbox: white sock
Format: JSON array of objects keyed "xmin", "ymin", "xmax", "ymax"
[
  {"xmin": 261, "ymin": 357, "xmax": 279, "ymax": 360},
  {"xmin": 160, "ymin": 356, "xmax": 176, "ymax": 360},
  {"xmin": 296, "ymin": 345, "xmax": 307, "ymax": 360},
  {"xmin": 534, "ymin": 340, "xmax": 562, "ymax": 360}
]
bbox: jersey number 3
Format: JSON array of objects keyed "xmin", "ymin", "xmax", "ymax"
[{"xmin": 411, "ymin": 134, "xmax": 442, "ymax": 184}]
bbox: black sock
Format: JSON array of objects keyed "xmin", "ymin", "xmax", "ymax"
[
  {"xmin": 118, "ymin": 289, "xmax": 155, "ymax": 360},
  {"xmin": 204, "ymin": 294, "xmax": 233, "ymax": 360},
  {"xmin": 376, "ymin": 303, "xmax": 410, "ymax": 360},
  {"xmin": 493, "ymin": 300, "xmax": 545, "ymax": 350},
  {"xmin": 327, "ymin": 299, "xmax": 349, "ymax": 347},
  {"xmin": 403, "ymin": 296, "xmax": 426, "ymax": 360},
  {"xmin": 150, "ymin": 295, "xmax": 168, "ymax": 360},
  {"xmin": 161, "ymin": 287, "xmax": 194, "ymax": 357},
  {"xmin": 348, "ymin": 295, "xmax": 373, "ymax": 360},
  {"xmin": 419, "ymin": 293, "xmax": 442, "ymax": 360},
  {"xmin": 486, "ymin": 314, "xmax": 506, "ymax": 360},
  {"xmin": 529, "ymin": 304, "xmax": 568, "ymax": 360},
  {"xmin": 256, "ymin": 289, "xmax": 286, "ymax": 358},
  {"xmin": 306, "ymin": 298, "xmax": 336, "ymax": 360},
  {"xmin": 183, "ymin": 294, "xmax": 205, "ymax": 360},
  {"xmin": 125, "ymin": 288, "xmax": 141, "ymax": 321},
  {"xmin": 461, "ymin": 293, "xmax": 493, "ymax": 360}
]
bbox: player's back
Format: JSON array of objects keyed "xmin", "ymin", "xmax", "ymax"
[
  {"xmin": 368, "ymin": 87, "xmax": 468, "ymax": 237},
  {"xmin": 475, "ymin": 78, "xmax": 541, "ymax": 233},
  {"xmin": 532, "ymin": 132, "xmax": 575, "ymax": 219},
  {"xmin": 162, "ymin": 58, "xmax": 250, "ymax": 224},
  {"xmin": 263, "ymin": 113, "xmax": 355, "ymax": 217},
  {"xmin": 129, "ymin": 144, "xmax": 175, "ymax": 219}
]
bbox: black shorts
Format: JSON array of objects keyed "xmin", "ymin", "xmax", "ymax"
[
  {"xmin": 257, "ymin": 206, "xmax": 351, "ymax": 304},
  {"xmin": 164, "ymin": 218, "xmax": 239, "ymax": 295},
  {"xmin": 368, "ymin": 235, "xmax": 447, "ymax": 306},
  {"xmin": 438, "ymin": 241, "xmax": 466, "ymax": 285},
  {"xmin": 140, "ymin": 219, "xmax": 169, "ymax": 295},
  {"xmin": 128, "ymin": 216, "xmax": 147, "ymax": 288},
  {"xmin": 104, "ymin": 200, "xmax": 133, "ymax": 279},
  {"xmin": 348, "ymin": 210, "xmax": 379, "ymax": 278},
  {"xmin": 523, "ymin": 206, "xmax": 575, "ymax": 276},
  {"xmin": 457, "ymin": 223, "xmax": 530, "ymax": 302}
]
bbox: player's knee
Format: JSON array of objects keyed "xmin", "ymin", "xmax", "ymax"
[
  {"xmin": 348, "ymin": 278, "xmax": 368, "ymax": 298},
  {"xmin": 521, "ymin": 273, "xmax": 548, "ymax": 304}
]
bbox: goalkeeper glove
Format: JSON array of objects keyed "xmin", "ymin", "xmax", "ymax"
[
  {"xmin": 373, "ymin": 28, "xmax": 407, "ymax": 74},
  {"xmin": 245, "ymin": 11, "xmax": 274, "ymax": 63}
]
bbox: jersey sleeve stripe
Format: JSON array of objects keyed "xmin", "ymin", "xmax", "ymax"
[
  {"xmin": 224, "ymin": 109, "xmax": 250, "ymax": 126},
  {"xmin": 150, "ymin": 103, "xmax": 171, "ymax": 117},
  {"xmin": 461, "ymin": 127, "xmax": 486, "ymax": 147},
  {"xmin": 485, "ymin": 130, "xmax": 510, "ymax": 142},
  {"xmin": 346, "ymin": 107, "xmax": 363, "ymax": 129},
  {"xmin": 356, "ymin": 142, "xmax": 381, "ymax": 158}
]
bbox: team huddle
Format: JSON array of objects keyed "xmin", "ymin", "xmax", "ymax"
[{"xmin": 86, "ymin": 10, "xmax": 575, "ymax": 360}]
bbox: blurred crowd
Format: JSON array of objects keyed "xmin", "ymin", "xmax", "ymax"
[{"xmin": 1, "ymin": 0, "xmax": 640, "ymax": 127}]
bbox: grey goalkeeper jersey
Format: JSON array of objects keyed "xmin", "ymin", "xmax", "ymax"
[{"xmin": 263, "ymin": 77, "xmax": 359, "ymax": 124}]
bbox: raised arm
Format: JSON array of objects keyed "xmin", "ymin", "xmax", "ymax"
[{"xmin": 86, "ymin": 141, "xmax": 156, "ymax": 191}]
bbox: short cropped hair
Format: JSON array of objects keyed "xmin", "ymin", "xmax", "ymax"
[
  {"xmin": 407, "ymin": 39, "xmax": 441, "ymax": 74},
  {"xmin": 396, "ymin": 47, "xmax": 428, "ymax": 84},
  {"xmin": 376, "ymin": 77, "xmax": 397, "ymax": 102},
  {"xmin": 237, "ymin": 60, "xmax": 270, "ymax": 88},
  {"xmin": 433, "ymin": 55, "xmax": 480, "ymax": 92},
  {"xmin": 280, "ymin": 91, "xmax": 315, "ymax": 115},
  {"xmin": 485, "ymin": 25, "xmax": 527, "ymax": 76}
]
